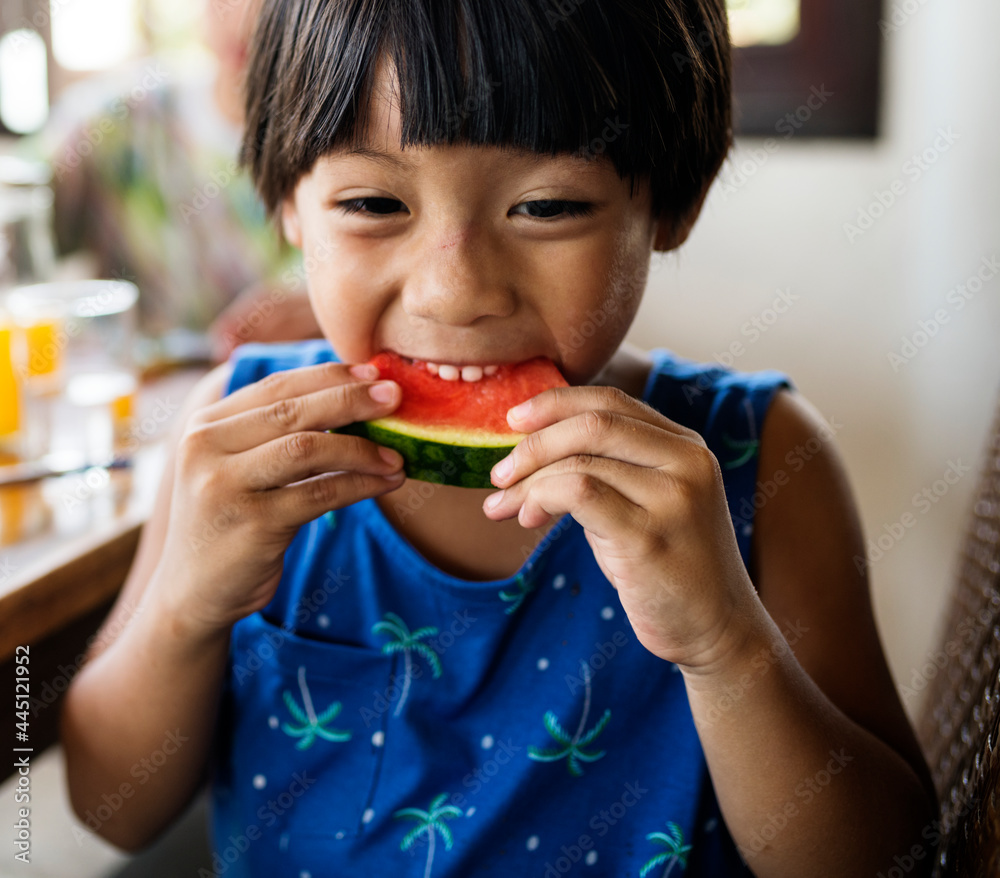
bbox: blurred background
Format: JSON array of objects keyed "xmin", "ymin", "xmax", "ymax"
[{"xmin": 0, "ymin": 0, "xmax": 998, "ymax": 873}]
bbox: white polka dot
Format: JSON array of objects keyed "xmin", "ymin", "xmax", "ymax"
[
  {"xmin": 300, "ymin": 872, "xmax": 311, "ymax": 878},
  {"xmin": 279, "ymin": 832, "xmax": 289, "ymax": 851},
  {"xmin": 466, "ymin": 807, "xmax": 476, "ymax": 817},
  {"xmin": 317, "ymin": 614, "xmax": 330, "ymax": 628},
  {"xmin": 537, "ymin": 657, "xmax": 549, "ymax": 671},
  {"xmin": 553, "ymin": 574, "xmax": 566, "ymax": 590},
  {"xmin": 253, "ymin": 774, "xmax": 267, "ymax": 790},
  {"xmin": 372, "ymin": 730, "xmax": 385, "ymax": 747},
  {"xmin": 335, "ymin": 831, "xmax": 345, "ymax": 840},
  {"xmin": 704, "ymin": 817, "xmax": 718, "ymax": 832},
  {"xmin": 585, "ymin": 851, "xmax": 598, "ymax": 866},
  {"xmin": 268, "ymin": 716, "xmax": 279, "ymax": 729},
  {"xmin": 362, "ymin": 808, "xmax": 375, "ymax": 824},
  {"xmin": 600, "ymin": 606, "xmax": 614, "ymax": 620},
  {"xmin": 527, "ymin": 835, "xmax": 540, "ymax": 851},
  {"xmin": 481, "ymin": 734, "xmax": 494, "ymax": 749},
  {"xmin": 742, "ymin": 524, "xmax": 753, "ymax": 536}
]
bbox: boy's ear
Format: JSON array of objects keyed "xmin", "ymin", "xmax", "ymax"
[
  {"xmin": 281, "ymin": 197, "xmax": 303, "ymax": 248},
  {"xmin": 652, "ymin": 180, "xmax": 713, "ymax": 252}
]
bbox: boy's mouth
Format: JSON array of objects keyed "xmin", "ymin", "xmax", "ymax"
[{"xmin": 391, "ymin": 352, "xmax": 510, "ymax": 383}]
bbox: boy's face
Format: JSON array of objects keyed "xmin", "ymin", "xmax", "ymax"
[{"xmin": 281, "ymin": 72, "xmax": 683, "ymax": 386}]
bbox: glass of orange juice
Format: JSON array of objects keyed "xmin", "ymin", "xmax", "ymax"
[
  {"xmin": 0, "ymin": 317, "xmax": 21, "ymax": 457},
  {"xmin": 6, "ymin": 280, "xmax": 139, "ymax": 462}
]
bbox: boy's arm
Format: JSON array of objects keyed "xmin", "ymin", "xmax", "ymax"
[
  {"xmin": 681, "ymin": 389, "xmax": 936, "ymax": 877},
  {"xmin": 60, "ymin": 364, "xmax": 234, "ymax": 852},
  {"xmin": 61, "ymin": 357, "xmax": 406, "ymax": 852}
]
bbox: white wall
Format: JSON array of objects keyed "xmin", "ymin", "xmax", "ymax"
[{"xmin": 626, "ymin": 0, "xmax": 1000, "ymax": 717}]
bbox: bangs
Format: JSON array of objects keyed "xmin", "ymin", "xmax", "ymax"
[{"xmin": 243, "ymin": 0, "xmax": 731, "ymax": 220}]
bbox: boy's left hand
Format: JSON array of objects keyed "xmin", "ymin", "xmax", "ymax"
[{"xmin": 483, "ymin": 385, "xmax": 763, "ymax": 671}]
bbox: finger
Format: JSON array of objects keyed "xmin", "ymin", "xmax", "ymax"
[
  {"xmin": 267, "ymin": 469, "xmax": 407, "ymax": 529},
  {"xmin": 197, "ymin": 376, "xmax": 401, "ymax": 453},
  {"xmin": 235, "ymin": 430, "xmax": 403, "ymax": 491},
  {"xmin": 485, "ymin": 455, "xmax": 665, "ymax": 527},
  {"xmin": 491, "ymin": 410, "xmax": 696, "ymax": 488},
  {"xmin": 200, "ymin": 361, "xmax": 379, "ymax": 423},
  {"xmin": 487, "ymin": 466, "xmax": 648, "ymax": 538},
  {"xmin": 506, "ymin": 385, "xmax": 699, "ymax": 438}
]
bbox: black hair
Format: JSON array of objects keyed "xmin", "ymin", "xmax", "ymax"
[{"xmin": 243, "ymin": 0, "xmax": 731, "ymax": 223}]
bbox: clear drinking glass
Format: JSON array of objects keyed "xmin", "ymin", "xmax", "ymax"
[{"xmin": 5, "ymin": 279, "xmax": 139, "ymax": 462}]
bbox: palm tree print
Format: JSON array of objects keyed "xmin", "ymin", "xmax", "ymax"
[
  {"xmin": 394, "ymin": 792, "xmax": 463, "ymax": 878},
  {"xmin": 280, "ymin": 666, "xmax": 352, "ymax": 750},
  {"xmin": 640, "ymin": 822, "xmax": 691, "ymax": 877},
  {"xmin": 528, "ymin": 661, "xmax": 611, "ymax": 777},
  {"xmin": 372, "ymin": 612, "xmax": 443, "ymax": 717},
  {"xmin": 721, "ymin": 397, "xmax": 759, "ymax": 469},
  {"xmin": 499, "ymin": 571, "xmax": 535, "ymax": 615}
]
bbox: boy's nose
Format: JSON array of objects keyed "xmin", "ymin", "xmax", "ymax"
[{"xmin": 402, "ymin": 226, "xmax": 516, "ymax": 326}]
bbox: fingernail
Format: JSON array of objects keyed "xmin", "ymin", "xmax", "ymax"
[
  {"xmin": 491, "ymin": 455, "xmax": 513, "ymax": 484},
  {"xmin": 484, "ymin": 490, "xmax": 504, "ymax": 511},
  {"xmin": 508, "ymin": 400, "xmax": 531, "ymax": 424},
  {"xmin": 378, "ymin": 446, "xmax": 403, "ymax": 467},
  {"xmin": 369, "ymin": 381, "xmax": 397, "ymax": 403},
  {"xmin": 350, "ymin": 363, "xmax": 379, "ymax": 380}
]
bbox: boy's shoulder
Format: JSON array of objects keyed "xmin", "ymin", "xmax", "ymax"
[
  {"xmin": 637, "ymin": 346, "xmax": 792, "ymax": 437},
  {"xmin": 226, "ymin": 339, "xmax": 337, "ymax": 394}
]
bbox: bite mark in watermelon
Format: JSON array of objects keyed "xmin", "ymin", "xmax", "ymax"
[{"xmin": 340, "ymin": 351, "xmax": 568, "ymax": 489}]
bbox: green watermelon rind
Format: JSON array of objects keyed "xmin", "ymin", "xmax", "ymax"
[{"xmin": 339, "ymin": 418, "xmax": 521, "ymax": 489}]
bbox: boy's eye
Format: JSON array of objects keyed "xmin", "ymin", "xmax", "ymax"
[
  {"xmin": 338, "ymin": 197, "xmax": 407, "ymax": 216},
  {"xmin": 512, "ymin": 199, "xmax": 594, "ymax": 219}
]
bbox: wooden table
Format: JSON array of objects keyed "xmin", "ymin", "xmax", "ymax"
[{"xmin": 1, "ymin": 368, "xmax": 204, "ymax": 781}]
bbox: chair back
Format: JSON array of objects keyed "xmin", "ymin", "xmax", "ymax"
[{"xmin": 918, "ymin": 399, "xmax": 1000, "ymax": 877}]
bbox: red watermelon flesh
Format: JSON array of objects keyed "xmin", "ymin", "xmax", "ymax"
[
  {"xmin": 369, "ymin": 352, "xmax": 568, "ymax": 435},
  {"xmin": 339, "ymin": 351, "xmax": 568, "ymax": 488}
]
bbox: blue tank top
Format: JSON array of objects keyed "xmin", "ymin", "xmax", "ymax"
[{"xmin": 209, "ymin": 341, "xmax": 790, "ymax": 878}]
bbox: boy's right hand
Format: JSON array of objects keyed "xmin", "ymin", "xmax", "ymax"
[{"xmin": 153, "ymin": 361, "xmax": 404, "ymax": 636}]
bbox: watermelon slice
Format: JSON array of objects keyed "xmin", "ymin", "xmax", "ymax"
[{"xmin": 340, "ymin": 351, "xmax": 568, "ymax": 488}]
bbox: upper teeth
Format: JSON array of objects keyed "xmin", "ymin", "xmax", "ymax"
[{"xmin": 424, "ymin": 362, "xmax": 499, "ymax": 382}]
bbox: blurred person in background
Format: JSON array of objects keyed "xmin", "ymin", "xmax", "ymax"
[{"xmin": 28, "ymin": 0, "xmax": 321, "ymax": 364}]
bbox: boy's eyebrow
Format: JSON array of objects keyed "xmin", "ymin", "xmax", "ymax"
[
  {"xmin": 341, "ymin": 146, "xmax": 417, "ymax": 169},
  {"xmin": 339, "ymin": 145, "xmax": 581, "ymax": 168}
]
